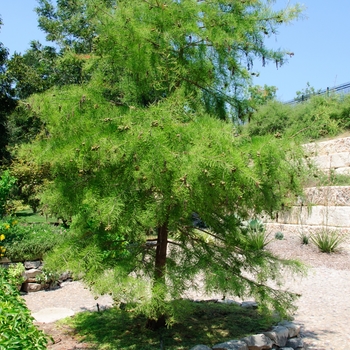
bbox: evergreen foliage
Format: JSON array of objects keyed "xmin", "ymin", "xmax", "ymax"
[{"xmin": 18, "ymin": 0, "xmax": 307, "ymax": 327}]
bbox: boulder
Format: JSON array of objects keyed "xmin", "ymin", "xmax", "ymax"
[
  {"xmin": 24, "ymin": 268, "xmax": 42, "ymax": 282},
  {"xmin": 213, "ymin": 340, "xmax": 248, "ymax": 350},
  {"xmin": 285, "ymin": 337, "xmax": 304, "ymax": 349},
  {"xmin": 190, "ymin": 345, "xmax": 212, "ymax": 350},
  {"xmin": 241, "ymin": 301, "xmax": 258, "ymax": 309},
  {"xmin": 278, "ymin": 321, "xmax": 301, "ymax": 338},
  {"xmin": 241, "ymin": 334, "xmax": 273, "ymax": 349},
  {"xmin": 263, "ymin": 326, "xmax": 289, "ymax": 347},
  {"xmin": 24, "ymin": 261, "xmax": 41, "ymax": 269},
  {"xmin": 26, "ymin": 283, "xmax": 42, "ymax": 292}
]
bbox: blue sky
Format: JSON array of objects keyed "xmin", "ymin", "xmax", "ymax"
[{"xmin": 1, "ymin": 0, "xmax": 349, "ymax": 101}]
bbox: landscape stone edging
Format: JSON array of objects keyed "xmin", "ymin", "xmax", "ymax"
[
  {"xmin": 190, "ymin": 316, "xmax": 305, "ymax": 350},
  {"xmin": 0, "ymin": 259, "xmax": 71, "ymax": 292}
]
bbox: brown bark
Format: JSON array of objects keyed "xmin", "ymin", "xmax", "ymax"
[
  {"xmin": 154, "ymin": 222, "xmax": 168, "ymax": 281},
  {"xmin": 146, "ymin": 222, "xmax": 168, "ymax": 331}
]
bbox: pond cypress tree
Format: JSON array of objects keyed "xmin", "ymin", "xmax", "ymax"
[{"xmin": 23, "ymin": 0, "xmax": 306, "ymax": 328}]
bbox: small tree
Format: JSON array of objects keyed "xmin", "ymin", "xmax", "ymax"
[{"xmin": 21, "ymin": 0, "xmax": 306, "ymax": 328}]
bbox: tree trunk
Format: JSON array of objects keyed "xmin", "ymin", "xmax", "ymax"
[
  {"xmin": 154, "ymin": 222, "xmax": 168, "ymax": 281},
  {"xmin": 146, "ymin": 222, "xmax": 168, "ymax": 330}
]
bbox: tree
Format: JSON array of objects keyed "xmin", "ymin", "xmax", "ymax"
[
  {"xmin": 0, "ymin": 18, "xmax": 17, "ymax": 165},
  {"xmin": 35, "ymin": 0, "xmax": 115, "ymax": 53},
  {"xmin": 21, "ymin": 0, "xmax": 305, "ymax": 329}
]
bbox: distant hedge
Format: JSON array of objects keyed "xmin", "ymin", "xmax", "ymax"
[{"xmin": 248, "ymin": 94, "xmax": 350, "ymax": 141}]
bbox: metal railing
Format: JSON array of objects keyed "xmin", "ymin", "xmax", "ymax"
[{"xmin": 284, "ymin": 81, "xmax": 350, "ymax": 105}]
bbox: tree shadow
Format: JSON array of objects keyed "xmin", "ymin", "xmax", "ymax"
[{"xmin": 67, "ymin": 301, "xmax": 277, "ymax": 349}]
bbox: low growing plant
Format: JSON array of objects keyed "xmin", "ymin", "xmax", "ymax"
[
  {"xmin": 299, "ymin": 232, "xmax": 309, "ymax": 245},
  {"xmin": 241, "ymin": 219, "xmax": 273, "ymax": 251},
  {"xmin": 0, "ymin": 267, "xmax": 48, "ymax": 349},
  {"xmin": 274, "ymin": 231, "xmax": 284, "ymax": 240},
  {"xmin": 35, "ymin": 268, "xmax": 60, "ymax": 289},
  {"xmin": 311, "ymin": 229, "xmax": 346, "ymax": 253},
  {"xmin": 8, "ymin": 263, "xmax": 26, "ymax": 287}
]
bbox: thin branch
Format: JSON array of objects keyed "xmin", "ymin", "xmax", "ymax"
[{"xmin": 167, "ymin": 240, "xmax": 183, "ymax": 247}]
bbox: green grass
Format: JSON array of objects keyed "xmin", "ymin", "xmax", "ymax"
[
  {"xmin": 15, "ymin": 209, "xmax": 51, "ymax": 224},
  {"xmin": 60, "ymin": 300, "xmax": 278, "ymax": 350}
]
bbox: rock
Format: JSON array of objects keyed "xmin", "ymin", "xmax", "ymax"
[
  {"xmin": 24, "ymin": 268, "xmax": 42, "ymax": 282},
  {"xmin": 241, "ymin": 301, "xmax": 258, "ymax": 309},
  {"xmin": 218, "ymin": 299, "xmax": 241, "ymax": 306},
  {"xmin": 190, "ymin": 345, "xmax": 212, "ymax": 350},
  {"xmin": 26, "ymin": 283, "xmax": 42, "ymax": 292},
  {"xmin": 24, "ymin": 261, "xmax": 41, "ymax": 269},
  {"xmin": 241, "ymin": 334, "xmax": 273, "ymax": 349},
  {"xmin": 278, "ymin": 321, "xmax": 301, "ymax": 338},
  {"xmin": 59, "ymin": 271, "xmax": 72, "ymax": 282},
  {"xmin": 285, "ymin": 337, "xmax": 304, "ymax": 349},
  {"xmin": 213, "ymin": 340, "xmax": 248, "ymax": 350},
  {"xmin": 264, "ymin": 326, "xmax": 289, "ymax": 347}
]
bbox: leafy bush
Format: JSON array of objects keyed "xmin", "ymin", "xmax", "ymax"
[
  {"xmin": 1, "ymin": 219, "xmax": 67, "ymax": 261},
  {"xmin": 248, "ymin": 94, "xmax": 350, "ymax": 142},
  {"xmin": 311, "ymin": 229, "xmax": 346, "ymax": 253},
  {"xmin": 8, "ymin": 263, "xmax": 26, "ymax": 286},
  {"xmin": 248, "ymin": 101, "xmax": 292, "ymax": 137},
  {"xmin": 0, "ymin": 170, "xmax": 16, "ymax": 218},
  {"xmin": 0, "ymin": 267, "xmax": 48, "ymax": 349}
]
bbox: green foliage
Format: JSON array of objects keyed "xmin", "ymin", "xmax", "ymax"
[
  {"xmin": 0, "ymin": 170, "xmax": 16, "ymax": 218},
  {"xmin": 311, "ymin": 229, "xmax": 346, "ymax": 253},
  {"xmin": 61, "ymin": 300, "xmax": 278, "ymax": 350},
  {"xmin": 9, "ymin": 159, "xmax": 51, "ymax": 213},
  {"xmin": 299, "ymin": 232, "xmax": 309, "ymax": 245},
  {"xmin": 7, "ymin": 263, "xmax": 26, "ymax": 286},
  {"xmin": 1, "ymin": 220, "xmax": 67, "ymax": 261},
  {"xmin": 247, "ymin": 100, "xmax": 292, "ymax": 137},
  {"xmin": 274, "ymin": 231, "xmax": 284, "ymax": 240},
  {"xmin": 28, "ymin": 84, "xmax": 307, "ymax": 322},
  {"xmin": 35, "ymin": 267, "xmax": 60, "ymax": 288},
  {"xmin": 248, "ymin": 93, "xmax": 350, "ymax": 142},
  {"xmin": 0, "ymin": 26, "xmax": 17, "ymax": 164},
  {"xmin": 18, "ymin": 1, "xmax": 307, "ymax": 325},
  {"xmin": 88, "ymin": 0, "xmax": 302, "ymax": 119},
  {"xmin": 0, "ymin": 267, "xmax": 48, "ymax": 349},
  {"xmin": 241, "ymin": 219, "xmax": 273, "ymax": 251}
]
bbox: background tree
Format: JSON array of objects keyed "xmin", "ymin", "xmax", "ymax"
[
  {"xmin": 20, "ymin": 0, "xmax": 306, "ymax": 329},
  {"xmin": 0, "ymin": 18, "xmax": 17, "ymax": 165}
]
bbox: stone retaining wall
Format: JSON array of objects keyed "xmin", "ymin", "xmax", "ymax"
[
  {"xmin": 0, "ymin": 258, "xmax": 70, "ymax": 292},
  {"xmin": 304, "ymin": 136, "xmax": 350, "ymax": 174}
]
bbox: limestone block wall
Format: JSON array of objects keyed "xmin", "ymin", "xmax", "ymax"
[
  {"xmin": 304, "ymin": 136, "xmax": 350, "ymax": 175},
  {"xmin": 274, "ymin": 186, "xmax": 350, "ymax": 228},
  {"xmin": 267, "ymin": 137, "xmax": 350, "ymax": 233}
]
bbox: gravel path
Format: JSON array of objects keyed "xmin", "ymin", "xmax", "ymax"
[{"xmin": 22, "ymin": 230, "xmax": 350, "ymax": 349}]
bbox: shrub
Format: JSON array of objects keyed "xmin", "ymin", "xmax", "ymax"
[
  {"xmin": 1, "ymin": 220, "xmax": 67, "ymax": 261},
  {"xmin": 241, "ymin": 219, "xmax": 273, "ymax": 250},
  {"xmin": 0, "ymin": 170, "xmax": 16, "ymax": 218},
  {"xmin": 311, "ymin": 229, "xmax": 346, "ymax": 253},
  {"xmin": 0, "ymin": 267, "xmax": 48, "ymax": 349}
]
